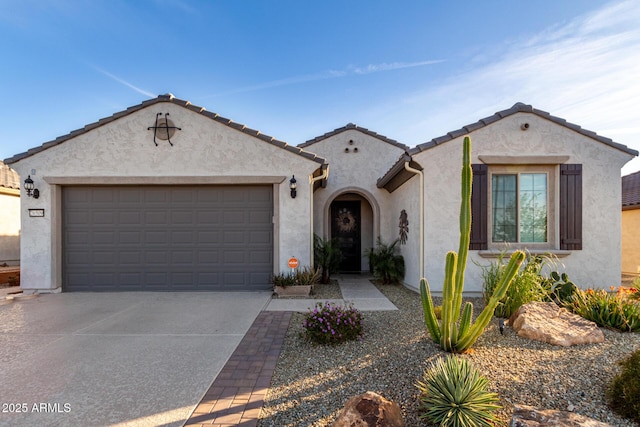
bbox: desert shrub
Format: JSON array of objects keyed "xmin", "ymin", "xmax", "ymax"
[
  {"xmin": 272, "ymin": 266, "xmax": 320, "ymax": 288},
  {"xmin": 302, "ymin": 302, "xmax": 363, "ymax": 345},
  {"xmin": 271, "ymin": 271, "xmax": 296, "ymax": 287},
  {"xmin": 606, "ymin": 349, "xmax": 640, "ymax": 422},
  {"xmin": 480, "ymin": 253, "xmax": 551, "ymax": 318},
  {"xmin": 313, "ymin": 234, "xmax": 342, "ymax": 284},
  {"xmin": 416, "ymin": 355, "xmax": 500, "ymax": 427},
  {"xmin": 543, "ymin": 271, "xmax": 578, "ymax": 305},
  {"xmin": 366, "ymin": 238, "xmax": 405, "ymax": 284},
  {"xmin": 293, "ymin": 266, "xmax": 321, "ymax": 286},
  {"xmin": 564, "ymin": 287, "xmax": 640, "ymax": 332}
]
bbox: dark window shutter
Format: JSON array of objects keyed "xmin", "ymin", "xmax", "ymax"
[
  {"xmin": 560, "ymin": 164, "xmax": 582, "ymax": 250},
  {"xmin": 470, "ymin": 164, "xmax": 488, "ymax": 250}
]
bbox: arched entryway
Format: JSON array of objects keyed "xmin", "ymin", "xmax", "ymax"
[{"xmin": 327, "ymin": 192, "xmax": 376, "ymax": 272}]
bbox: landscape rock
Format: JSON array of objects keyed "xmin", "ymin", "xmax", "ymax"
[
  {"xmin": 510, "ymin": 404, "xmax": 613, "ymax": 426},
  {"xmin": 332, "ymin": 391, "xmax": 404, "ymax": 427},
  {"xmin": 509, "ymin": 302, "xmax": 604, "ymax": 346}
]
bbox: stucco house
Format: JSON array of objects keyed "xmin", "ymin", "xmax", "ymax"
[
  {"xmin": 0, "ymin": 161, "xmax": 20, "ymax": 266},
  {"xmin": 4, "ymin": 95, "xmax": 637, "ymax": 293},
  {"xmin": 622, "ymin": 170, "xmax": 640, "ymax": 280}
]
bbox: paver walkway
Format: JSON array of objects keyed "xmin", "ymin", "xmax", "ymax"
[
  {"xmin": 184, "ymin": 274, "xmax": 395, "ymax": 426},
  {"xmin": 185, "ymin": 311, "xmax": 292, "ymax": 427}
]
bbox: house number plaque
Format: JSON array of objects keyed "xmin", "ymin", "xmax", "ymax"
[{"xmin": 29, "ymin": 209, "xmax": 45, "ymax": 217}]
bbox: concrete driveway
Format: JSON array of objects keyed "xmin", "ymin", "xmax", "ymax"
[{"xmin": 0, "ymin": 291, "xmax": 271, "ymax": 427}]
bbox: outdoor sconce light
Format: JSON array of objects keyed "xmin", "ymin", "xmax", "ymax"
[
  {"xmin": 289, "ymin": 175, "xmax": 297, "ymax": 198},
  {"xmin": 24, "ymin": 175, "xmax": 39, "ymax": 199}
]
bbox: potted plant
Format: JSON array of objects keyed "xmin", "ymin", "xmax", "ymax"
[{"xmin": 272, "ymin": 266, "xmax": 320, "ymax": 297}]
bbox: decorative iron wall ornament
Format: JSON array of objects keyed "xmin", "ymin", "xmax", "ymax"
[
  {"xmin": 399, "ymin": 209, "xmax": 409, "ymax": 244},
  {"xmin": 148, "ymin": 112, "xmax": 182, "ymax": 146}
]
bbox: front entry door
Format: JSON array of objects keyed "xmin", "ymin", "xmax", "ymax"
[{"xmin": 331, "ymin": 201, "xmax": 361, "ymax": 272}]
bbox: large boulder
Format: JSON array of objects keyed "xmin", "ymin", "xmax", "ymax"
[
  {"xmin": 510, "ymin": 404, "xmax": 613, "ymax": 426},
  {"xmin": 332, "ymin": 391, "xmax": 404, "ymax": 427},
  {"xmin": 509, "ymin": 302, "xmax": 604, "ymax": 346}
]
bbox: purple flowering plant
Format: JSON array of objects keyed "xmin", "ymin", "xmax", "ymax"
[{"xmin": 302, "ymin": 302, "xmax": 363, "ymax": 345}]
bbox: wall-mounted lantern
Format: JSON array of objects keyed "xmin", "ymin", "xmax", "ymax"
[
  {"xmin": 24, "ymin": 175, "xmax": 39, "ymax": 199},
  {"xmin": 289, "ymin": 175, "xmax": 297, "ymax": 198}
]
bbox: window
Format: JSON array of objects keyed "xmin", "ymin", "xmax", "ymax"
[
  {"xmin": 492, "ymin": 173, "xmax": 547, "ymax": 243},
  {"xmin": 470, "ymin": 163, "xmax": 581, "ymax": 251}
]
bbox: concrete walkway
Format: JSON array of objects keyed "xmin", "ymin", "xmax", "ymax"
[{"xmin": 264, "ymin": 274, "xmax": 398, "ymax": 312}]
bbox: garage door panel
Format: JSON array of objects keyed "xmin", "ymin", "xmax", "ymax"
[
  {"xmin": 93, "ymin": 211, "xmax": 115, "ymax": 224},
  {"xmin": 119, "ymin": 231, "xmax": 142, "ymax": 244},
  {"xmin": 119, "ymin": 252, "xmax": 141, "ymax": 264},
  {"xmin": 145, "ymin": 230, "xmax": 168, "ymax": 244},
  {"xmin": 197, "ymin": 251, "xmax": 220, "ymax": 263},
  {"xmin": 171, "ymin": 211, "xmax": 194, "ymax": 224},
  {"xmin": 198, "ymin": 231, "xmax": 221, "ymax": 244},
  {"xmin": 63, "ymin": 186, "xmax": 273, "ymax": 291},
  {"xmin": 249, "ymin": 230, "xmax": 272, "ymax": 244},
  {"xmin": 145, "ymin": 211, "xmax": 168, "ymax": 224},
  {"xmin": 171, "ymin": 230, "xmax": 194, "ymax": 244}
]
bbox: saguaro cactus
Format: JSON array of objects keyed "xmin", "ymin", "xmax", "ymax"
[{"xmin": 420, "ymin": 136, "xmax": 525, "ymax": 353}]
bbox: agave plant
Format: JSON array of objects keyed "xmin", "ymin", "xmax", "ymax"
[
  {"xmin": 420, "ymin": 136, "xmax": 525, "ymax": 353},
  {"xmin": 416, "ymin": 355, "xmax": 500, "ymax": 427}
]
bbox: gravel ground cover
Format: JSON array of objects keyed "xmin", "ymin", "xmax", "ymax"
[{"xmin": 258, "ymin": 282, "xmax": 640, "ymax": 426}]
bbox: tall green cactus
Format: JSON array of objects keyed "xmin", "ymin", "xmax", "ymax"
[{"xmin": 420, "ymin": 136, "xmax": 525, "ymax": 353}]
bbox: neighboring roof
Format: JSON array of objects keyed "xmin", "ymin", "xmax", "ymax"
[
  {"xmin": 378, "ymin": 102, "xmax": 639, "ymax": 193},
  {"xmin": 622, "ymin": 170, "xmax": 640, "ymax": 210},
  {"xmin": 299, "ymin": 123, "xmax": 410, "ymax": 151},
  {"xmin": 409, "ymin": 102, "xmax": 639, "ymax": 157},
  {"xmin": 4, "ymin": 94, "xmax": 327, "ymax": 166},
  {"xmin": 0, "ymin": 160, "xmax": 20, "ymax": 190}
]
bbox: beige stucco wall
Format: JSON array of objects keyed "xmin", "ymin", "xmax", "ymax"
[
  {"xmin": 306, "ymin": 129, "xmax": 407, "ymax": 271},
  {"xmin": 9, "ymin": 101, "xmax": 321, "ymax": 292},
  {"xmin": 409, "ymin": 112, "xmax": 634, "ymax": 293},
  {"xmin": 622, "ymin": 208, "xmax": 640, "ymax": 275},
  {"xmin": 388, "ymin": 173, "xmax": 421, "ymax": 287},
  {"xmin": 0, "ymin": 191, "xmax": 20, "ymax": 264}
]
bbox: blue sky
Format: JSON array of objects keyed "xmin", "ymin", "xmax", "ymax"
[{"xmin": 2, "ymin": 0, "xmax": 639, "ymax": 174}]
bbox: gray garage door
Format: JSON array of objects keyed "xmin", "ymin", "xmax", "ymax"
[{"xmin": 63, "ymin": 186, "xmax": 273, "ymax": 291}]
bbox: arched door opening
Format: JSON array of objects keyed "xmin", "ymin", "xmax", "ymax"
[{"xmin": 329, "ymin": 193, "xmax": 374, "ymax": 272}]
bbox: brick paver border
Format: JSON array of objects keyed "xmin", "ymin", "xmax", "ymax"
[{"xmin": 185, "ymin": 310, "xmax": 293, "ymax": 427}]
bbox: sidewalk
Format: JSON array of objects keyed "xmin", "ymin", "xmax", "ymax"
[{"xmin": 264, "ymin": 274, "xmax": 398, "ymax": 312}]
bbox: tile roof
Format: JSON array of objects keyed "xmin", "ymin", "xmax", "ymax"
[
  {"xmin": 622, "ymin": 170, "xmax": 640, "ymax": 210},
  {"xmin": 299, "ymin": 123, "xmax": 410, "ymax": 151},
  {"xmin": 409, "ymin": 102, "xmax": 639, "ymax": 157},
  {"xmin": 378, "ymin": 102, "xmax": 639, "ymax": 193},
  {"xmin": 0, "ymin": 161, "xmax": 20, "ymax": 190},
  {"xmin": 4, "ymin": 94, "xmax": 327, "ymax": 166}
]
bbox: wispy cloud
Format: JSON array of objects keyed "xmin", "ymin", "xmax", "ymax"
[
  {"xmin": 381, "ymin": 0, "xmax": 640, "ymax": 172},
  {"xmin": 90, "ymin": 65, "xmax": 156, "ymax": 98},
  {"xmin": 206, "ymin": 59, "xmax": 444, "ymax": 97}
]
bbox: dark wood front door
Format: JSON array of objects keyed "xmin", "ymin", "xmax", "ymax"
[{"xmin": 331, "ymin": 201, "xmax": 361, "ymax": 272}]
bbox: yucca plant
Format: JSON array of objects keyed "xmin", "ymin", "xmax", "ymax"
[
  {"xmin": 416, "ymin": 355, "xmax": 501, "ymax": 427},
  {"xmin": 420, "ymin": 136, "xmax": 525, "ymax": 353}
]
